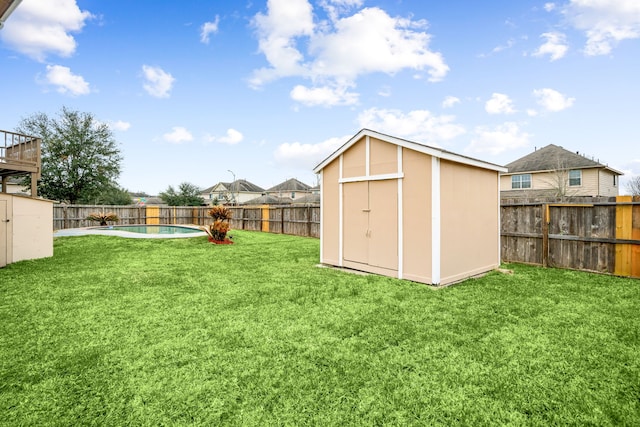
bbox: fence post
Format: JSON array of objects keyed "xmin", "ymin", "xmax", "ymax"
[
  {"xmin": 261, "ymin": 205, "xmax": 270, "ymax": 232},
  {"xmin": 615, "ymin": 196, "xmax": 633, "ymax": 277},
  {"xmin": 542, "ymin": 204, "xmax": 549, "ymax": 267},
  {"xmin": 280, "ymin": 207, "xmax": 284, "ymax": 234}
]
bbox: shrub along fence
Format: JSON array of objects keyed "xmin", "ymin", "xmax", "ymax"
[
  {"xmin": 501, "ymin": 196, "xmax": 640, "ymax": 279},
  {"xmin": 53, "ymin": 204, "xmax": 320, "ymax": 238}
]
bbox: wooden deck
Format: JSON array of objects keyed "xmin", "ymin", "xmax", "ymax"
[{"xmin": 0, "ymin": 129, "xmax": 41, "ymax": 196}]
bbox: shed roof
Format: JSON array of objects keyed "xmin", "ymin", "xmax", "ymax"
[
  {"xmin": 313, "ymin": 128, "xmax": 507, "ymax": 173},
  {"xmin": 505, "ymin": 144, "xmax": 623, "ymax": 175},
  {"xmin": 266, "ymin": 178, "xmax": 311, "ymax": 192},
  {"xmin": 0, "ymin": 0, "xmax": 22, "ymax": 28}
]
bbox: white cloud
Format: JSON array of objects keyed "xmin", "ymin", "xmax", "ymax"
[
  {"xmin": 357, "ymin": 108, "xmax": 465, "ymax": 145},
  {"xmin": 485, "ymin": 93, "xmax": 516, "ymax": 115},
  {"xmin": 163, "ymin": 127, "xmax": 193, "ymax": 144},
  {"xmin": 274, "ymin": 135, "xmax": 347, "ymax": 169},
  {"xmin": 43, "ymin": 64, "xmax": 90, "ymax": 96},
  {"xmin": 563, "ymin": 0, "xmax": 640, "ymax": 56},
  {"xmin": 142, "ymin": 65, "xmax": 175, "ymax": 98},
  {"xmin": 533, "ymin": 32, "xmax": 569, "ymax": 61},
  {"xmin": 466, "ymin": 122, "xmax": 531, "ymax": 156},
  {"xmin": 218, "ymin": 129, "xmax": 244, "ymax": 145},
  {"xmin": 308, "ymin": 7, "xmax": 448, "ymax": 82},
  {"xmin": 319, "ymin": 0, "xmax": 364, "ymax": 21},
  {"xmin": 290, "ymin": 84, "xmax": 359, "ymax": 107},
  {"xmin": 0, "ymin": 0, "xmax": 93, "ymax": 61},
  {"xmin": 442, "ymin": 96, "xmax": 460, "ymax": 108},
  {"xmin": 544, "ymin": 3, "xmax": 557, "ymax": 12},
  {"xmin": 250, "ymin": 0, "xmax": 314, "ymax": 86},
  {"xmin": 533, "ymin": 88, "xmax": 575, "ymax": 112},
  {"xmin": 200, "ymin": 16, "xmax": 220, "ymax": 44},
  {"xmin": 109, "ymin": 120, "xmax": 131, "ymax": 131},
  {"xmin": 250, "ymin": 2, "xmax": 448, "ymax": 102}
]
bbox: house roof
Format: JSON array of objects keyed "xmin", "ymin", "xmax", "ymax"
[
  {"xmin": 291, "ymin": 193, "xmax": 320, "ymax": 205},
  {"xmin": 313, "ymin": 128, "xmax": 507, "ymax": 173},
  {"xmin": 266, "ymin": 178, "xmax": 311, "ymax": 192},
  {"xmin": 505, "ymin": 144, "xmax": 623, "ymax": 175},
  {"xmin": 0, "ymin": 0, "xmax": 22, "ymax": 28},
  {"xmin": 242, "ymin": 194, "xmax": 292, "ymax": 205},
  {"xmin": 203, "ymin": 179, "xmax": 265, "ymax": 194}
]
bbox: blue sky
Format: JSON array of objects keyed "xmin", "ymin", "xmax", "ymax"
[{"xmin": 1, "ymin": 0, "xmax": 639, "ymax": 194}]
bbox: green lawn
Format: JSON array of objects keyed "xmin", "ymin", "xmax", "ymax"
[{"xmin": 1, "ymin": 231, "xmax": 639, "ymax": 426}]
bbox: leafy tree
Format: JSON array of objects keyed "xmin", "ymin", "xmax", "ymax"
[
  {"xmin": 16, "ymin": 107, "xmax": 122, "ymax": 203},
  {"xmin": 626, "ymin": 176, "xmax": 640, "ymax": 196},
  {"xmin": 160, "ymin": 182, "xmax": 203, "ymax": 206},
  {"xmin": 87, "ymin": 184, "xmax": 132, "ymax": 205}
]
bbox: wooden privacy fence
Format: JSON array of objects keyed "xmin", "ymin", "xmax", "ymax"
[
  {"xmin": 53, "ymin": 204, "xmax": 320, "ymax": 238},
  {"xmin": 501, "ymin": 196, "xmax": 640, "ymax": 278}
]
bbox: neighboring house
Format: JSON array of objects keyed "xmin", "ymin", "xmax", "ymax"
[
  {"xmin": 201, "ymin": 179, "xmax": 264, "ymax": 205},
  {"xmin": 265, "ymin": 178, "xmax": 312, "ymax": 201},
  {"xmin": 501, "ymin": 144, "xmax": 623, "ymax": 199}
]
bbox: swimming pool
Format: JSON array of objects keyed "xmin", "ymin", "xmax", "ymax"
[{"xmin": 54, "ymin": 224, "xmax": 207, "ymax": 239}]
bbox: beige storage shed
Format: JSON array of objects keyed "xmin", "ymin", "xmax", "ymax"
[
  {"xmin": 1, "ymin": 129, "xmax": 52, "ymax": 268},
  {"xmin": 313, "ymin": 129, "xmax": 507, "ymax": 286},
  {"xmin": 0, "ymin": 193, "xmax": 53, "ymax": 268}
]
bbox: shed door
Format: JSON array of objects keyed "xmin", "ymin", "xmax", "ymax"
[
  {"xmin": 343, "ymin": 180, "xmax": 398, "ymax": 271},
  {"xmin": 0, "ymin": 200, "xmax": 7, "ymax": 268}
]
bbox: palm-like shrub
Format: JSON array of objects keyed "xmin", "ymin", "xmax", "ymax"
[
  {"xmin": 207, "ymin": 206, "xmax": 233, "ymax": 221},
  {"xmin": 86, "ymin": 212, "xmax": 119, "ymax": 226},
  {"xmin": 205, "ymin": 206, "xmax": 233, "ymax": 241}
]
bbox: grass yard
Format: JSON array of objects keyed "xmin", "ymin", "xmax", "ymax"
[{"xmin": 1, "ymin": 230, "xmax": 639, "ymax": 425}]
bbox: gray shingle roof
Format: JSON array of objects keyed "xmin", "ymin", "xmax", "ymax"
[
  {"xmin": 241, "ymin": 194, "xmax": 291, "ymax": 205},
  {"xmin": 202, "ymin": 179, "xmax": 264, "ymax": 194},
  {"xmin": 506, "ymin": 144, "xmax": 612, "ymax": 174},
  {"xmin": 266, "ymin": 178, "xmax": 311, "ymax": 192}
]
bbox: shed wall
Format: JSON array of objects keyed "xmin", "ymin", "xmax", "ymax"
[
  {"xmin": 401, "ymin": 148, "xmax": 432, "ymax": 283},
  {"xmin": 321, "ymin": 160, "xmax": 340, "ymax": 265},
  {"xmin": 440, "ymin": 160, "xmax": 500, "ymax": 284},
  {"xmin": 12, "ymin": 196, "xmax": 53, "ymax": 262},
  {"xmin": 0, "ymin": 194, "xmax": 53, "ymax": 265}
]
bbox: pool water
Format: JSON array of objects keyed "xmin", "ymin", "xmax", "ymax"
[{"xmin": 98, "ymin": 225, "xmax": 202, "ymax": 234}]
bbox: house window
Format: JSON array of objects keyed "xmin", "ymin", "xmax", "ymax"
[
  {"xmin": 291, "ymin": 192, "xmax": 295, "ymax": 199},
  {"xmin": 613, "ymin": 175, "xmax": 617, "ymax": 187},
  {"xmin": 511, "ymin": 174, "xmax": 532, "ymax": 189},
  {"xmin": 569, "ymin": 170, "xmax": 582, "ymax": 186}
]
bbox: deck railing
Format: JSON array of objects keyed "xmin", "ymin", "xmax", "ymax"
[
  {"xmin": 0, "ymin": 129, "xmax": 41, "ymax": 176},
  {"xmin": 1, "ymin": 129, "xmax": 41, "ymax": 196}
]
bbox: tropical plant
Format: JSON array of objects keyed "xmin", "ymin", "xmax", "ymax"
[
  {"xmin": 203, "ymin": 205, "xmax": 233, "ymax": 242},
  {"xmin": 207, "ymin": 205, "xmax": 233, "ymax": 221},
  {"xmin": 86, "ymin": 212, "xmax": 119, "ymax": 226}
]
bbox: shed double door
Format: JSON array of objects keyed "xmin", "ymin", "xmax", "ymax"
[{"xmin": 343, "ymin": 180, "xmax": 398, "ymax": 271}]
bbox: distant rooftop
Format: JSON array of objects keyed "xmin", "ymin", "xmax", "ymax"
[{"xmin": 506, "ymin": 144, "xmax": 622, "ymax": 175}]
